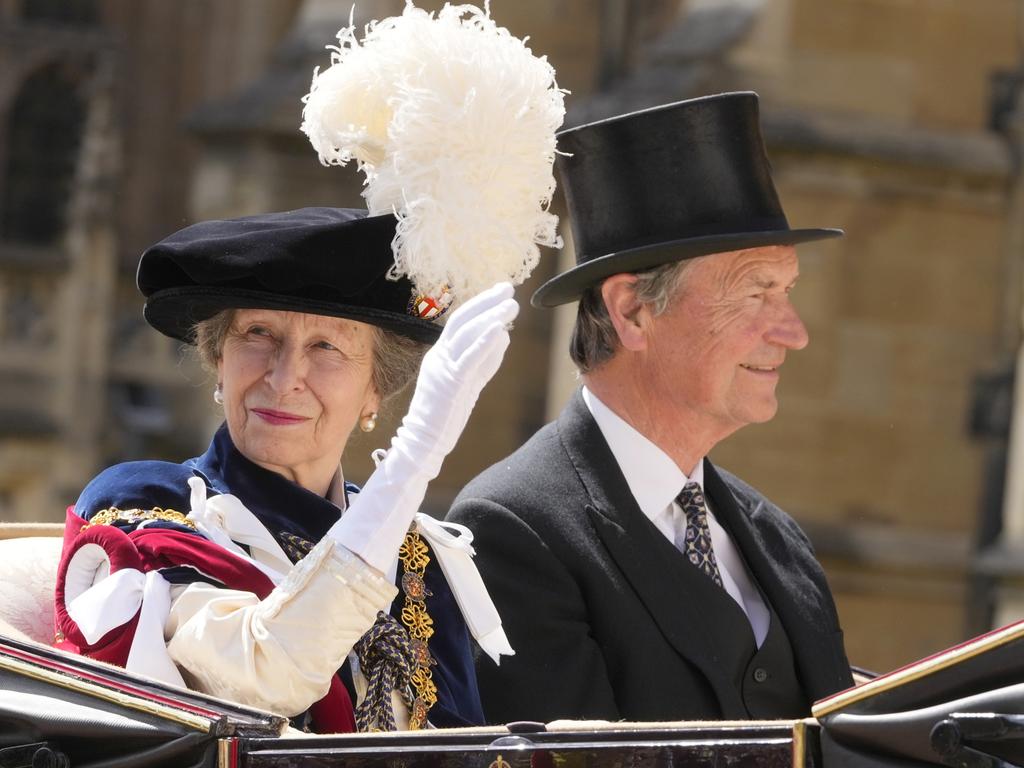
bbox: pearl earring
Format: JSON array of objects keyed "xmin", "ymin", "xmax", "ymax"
[
  {"xmin": 213, "ymin": 383, "xmax": 224, "ymax": 405},
  {"xmin": 360, "ymin": 412, "xmax": 378, "ymax": 433}
]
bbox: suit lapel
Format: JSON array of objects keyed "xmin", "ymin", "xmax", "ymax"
[
  {"xmin": 703, "ymin": 461, "xmax": 843, "ymax": 699},
  {"xmin": 557, "ymin": 392, "xmax": 746, "ymax": 713}
]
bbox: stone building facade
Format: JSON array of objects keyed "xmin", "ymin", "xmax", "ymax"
[{"xmin": 1, "ymin": 0, "xmax": 1022, "ymax": 674}]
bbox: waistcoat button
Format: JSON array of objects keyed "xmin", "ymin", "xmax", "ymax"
[{"xmin": 753, "ymin": 667, "xmax": 769, "ymax": 683}]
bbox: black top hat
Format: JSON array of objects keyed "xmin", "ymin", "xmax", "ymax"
[
  {"xmin": 531, "ymin": 92, "xmax": 842, "ymax": 307},
  {"xmin": 138, "ymin": 207, "xmax": 443, "ymax": 344}
]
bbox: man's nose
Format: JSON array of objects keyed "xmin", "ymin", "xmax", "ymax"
[
  {"xmin": 265, "ymin": 342, "xmax": 307, "ymax": 392},
  {"xmin": 768, "ymin": 299, "xmax": 809, "ymax": 351}
]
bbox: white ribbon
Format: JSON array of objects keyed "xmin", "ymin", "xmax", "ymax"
[
  {"xmin": 126, "ymin": 571, "xmax": 186, "ymax": 687},
  {"xmin": 66, "ymin": 566, "xmax": 185, "ymax": 688},
  {"xmin": 67, "ymin": 567, "xmax": 145, "ymax": 644},
  {"xmin": 413, "ymin": 513, "xmax": 514, "ymax": 664},
  {"xmin": 186, "ymin": 476, "xmax": 290, "ymax": 584}
]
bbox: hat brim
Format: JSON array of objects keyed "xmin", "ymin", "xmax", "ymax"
[
  {"xmin": 145, "ymin": 286, "xmax": 443, "ymax": 345},
  {"xmin": 531, "ymin": 227, "xmax": 843, "ymax": 308}
]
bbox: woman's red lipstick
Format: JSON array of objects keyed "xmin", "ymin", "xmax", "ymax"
[{"xmin": 251, "ymin": 408, "xmax": 308, "ymax": 425}]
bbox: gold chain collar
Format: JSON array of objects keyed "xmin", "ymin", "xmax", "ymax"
[
  {"xmin": 397, "ymin": 530, "xmax": 439, "ymax": 729},
  {"xmin": 80, "ymin": 507, "xmax": 196, "ymax": 532}
]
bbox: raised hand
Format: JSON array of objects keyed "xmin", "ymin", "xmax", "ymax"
[
  {"xmin": 397, "ymin": 282, "xmax": 519, "ymax": 475},
  {"xmin": 329, "ymin": 283, "xmax": 519, "ymax": 572}
]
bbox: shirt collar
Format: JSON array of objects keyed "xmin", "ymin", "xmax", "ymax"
[
  {"xmin": 327, "ymin": 467, "xmax": 349, "ymax": 511},
  {"xmin": 582, "ymin": 387, "xmax": 704, "ymax": 518}
]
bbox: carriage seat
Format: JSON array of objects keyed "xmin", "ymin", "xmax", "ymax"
[{"xmin": 0, "ymin": 525, "xmax": 63, "ymax": 646}]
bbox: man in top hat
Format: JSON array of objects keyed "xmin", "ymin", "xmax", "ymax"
[{"xmin": 447, "ymin": 92, "xmax": 853, "ymax": 723}]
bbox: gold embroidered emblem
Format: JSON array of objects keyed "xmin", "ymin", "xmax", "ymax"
[
  {"xmin": 401, "ymin": 571, "xmax": 427, "ymax": 600},
  {"xmin": 81, "ymin": 507, "xmax": 196, "ymax": 532},
  {"xmin": 410, "ymin": 638, "xmax": 432, "ymax": 667},
  {"xmin": 398, "ymin": 530, "xmax": 438, "ymax": 729}
]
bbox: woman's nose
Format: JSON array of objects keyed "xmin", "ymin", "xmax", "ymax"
[{"xmin": 265, "ymin": 343, "xmax": 306, "ymax": 392}]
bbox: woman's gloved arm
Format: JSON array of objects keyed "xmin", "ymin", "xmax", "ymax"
[
  {"xmin": 166, "ymin": 540, "xmax": 395, "ymax": 715},
  {"xmin": 328, "ymin": 282, "xmax": 519, "ymax": 571}
]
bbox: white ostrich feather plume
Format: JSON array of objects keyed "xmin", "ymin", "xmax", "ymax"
[{"xmin": 301, "ymin": 2, "xmax": 565, "ymax": 304}]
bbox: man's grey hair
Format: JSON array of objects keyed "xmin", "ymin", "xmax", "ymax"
[
  {"xmin": 570, "ymin": 258, "xmax": 696, "ymax": 374},
  {"xmin": 193, "ymin": 310, "xmax": 429, "ymax": 405}
]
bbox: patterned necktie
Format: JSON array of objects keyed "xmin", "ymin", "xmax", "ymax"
[{"xmin": 676, "ymin": 481, "xmax": 723, "ymax": 587}]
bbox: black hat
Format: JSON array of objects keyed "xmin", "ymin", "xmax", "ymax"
[
  {"xmin": 138, "ymin": 207, "xmax": 443, "ymax": 344},
  {"xmin": 531, "ymin": 92, "xmax": 842, "ymax": 307}
]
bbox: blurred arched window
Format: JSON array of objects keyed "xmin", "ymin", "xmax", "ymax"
[{"xmin": 0, "ymin": 62, "xmax": 89, "ymax": 245}]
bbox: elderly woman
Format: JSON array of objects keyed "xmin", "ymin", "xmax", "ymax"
[{"xmin": 52, "ymin": 207, "xmax": 517, "ymax": 732}]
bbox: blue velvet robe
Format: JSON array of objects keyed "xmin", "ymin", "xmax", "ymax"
[{"xmin": 74, "ymin": 424, "xmax": 484, "ymax": 727}]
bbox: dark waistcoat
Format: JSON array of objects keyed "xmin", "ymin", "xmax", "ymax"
[{"xmin": 648, "ymin": 513, "xmax": 807, "ymax": 718}]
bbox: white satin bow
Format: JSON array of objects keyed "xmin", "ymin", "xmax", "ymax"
[
  {"xmin": 66, "ymin": 566, "xmax": 185, "ymax": 687},
  {"xmin": 186, "ymin": 476, "xmax": 292, "ymax": 583},
  {"xmin": 412, "ymin": 513, "xmax": 514, "ymax": 664}
]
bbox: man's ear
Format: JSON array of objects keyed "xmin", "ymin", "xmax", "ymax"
[{"xmin": 601, "ymin": 274, "xmax": 649, "ymax": 352}]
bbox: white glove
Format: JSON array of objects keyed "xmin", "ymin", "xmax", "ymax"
[{"xmin": 329, "ymin": 282, "xmax": 519, "ymax": 572}]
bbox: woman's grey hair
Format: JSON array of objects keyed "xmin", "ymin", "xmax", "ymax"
[
  {"xmin": 193, "ymin": 310, "xmax": 429, "ymax": 405},
  {"xmin": 569, "ymin": 257, "xmax": 696, "ymax": 374}
]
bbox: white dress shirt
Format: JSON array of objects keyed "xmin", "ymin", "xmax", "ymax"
[{"xmin": 582, "ymin": 387, "xmax": 770, "ymax": 647}]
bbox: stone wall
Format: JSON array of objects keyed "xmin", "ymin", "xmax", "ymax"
[
  {"xmin": 1, "ymin": 0, "xmax": 1021, "ymax": 676},
  {"xmin": 0, "ymin": 0, "xmax": 300, "ymax": 519}
]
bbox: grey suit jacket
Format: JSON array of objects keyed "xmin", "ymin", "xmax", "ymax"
[{"xmin": 448, "ymin": 390, "xmax": 852, "ymax": 724}]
